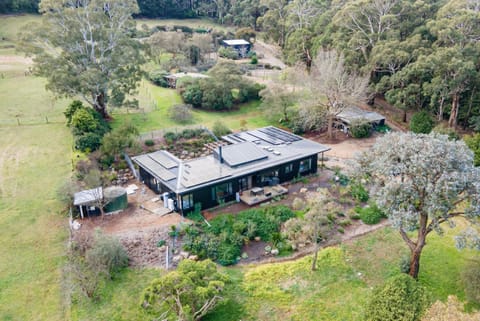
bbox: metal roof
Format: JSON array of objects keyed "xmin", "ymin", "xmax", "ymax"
[
  {"xmin": 73, "ymin": 187, "xmax": 103, "ymax": 206},
  {"xmin": 337, "ymin": 106, "xmax": 385, "ymax": 124},
  {"xmin": 164, "ymin": 72, "xmax": 209, "ymax": 80},
  {"xmin": 133, "ymin": 127, "xmax": 331, "ymax": 194},
  {"xmin": 222, "ymin": 39, "xmax": 250, "ymax": 46}
]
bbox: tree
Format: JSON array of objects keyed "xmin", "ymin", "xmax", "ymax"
[
  {"xmin": 260, "ymin": 83, "xmax": 297, "ymax": 123},
  {"xmin": 100, "ymin": 121, "xmax": 139, "ymax": 162},
  {"xmin": 19, "ymin": 0, "xmax": 144, "ymax": 119},
  {"xmin": 410, "ymin": 111, "xmax": 434, "ymax": 134},
  {"xmin": 364, "ymin": 274, "xmax": 429, "ymax": 321},
  {"xmin": 464, "ymin": 133, "xmax": 480, "ymax": 166},
  {"xmin": 283, "ymin": 190, "xmax": 338, "ymax": 271},
  {"xmin": 353, "ymin": 132, "xmax": 480, "ymax": 278},
  {"xmin": 303, "ymin": 50, "xmax": 369, "ymax": 138},
  {"xmin": 141, "ymin": 259, "xmax": 229, "ymax": 321}
]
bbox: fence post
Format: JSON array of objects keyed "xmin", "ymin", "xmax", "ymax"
[
  {"xmin": 45, "ymin": 116, "xmax": 49, "ymax": 124},
  {"xmin": 16, "ymin": 118, "xmax": 20, "ymax": 126}
]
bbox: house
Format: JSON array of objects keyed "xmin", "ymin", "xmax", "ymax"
[
  {"xmin": 335, "ymin": 106, "xmax": 386, "ymax": 133},
  {"xmin": 133, "ymin": 126, "xmax": 330, "ymax": 215},
  {"xmin": 164, "ymin": 72, "xmax": 209, "ymax": 89},
  {"xmin": 221, "ymin": 39, "xmax": 251, "ymax": 58}
]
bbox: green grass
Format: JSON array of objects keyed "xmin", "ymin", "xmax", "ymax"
[
  {"xmin": 71, "ymin": 268, "xmax": 163, "ymax": 321},
  {"xmin": 112, "ymin": 82, "xmax": 271, "ymax": 133},
  {"xmin": 0, "ymin": 15, "xmax": 72, "ymax": 321},
  {"xmin": 136, "ymin": 17, "xmax": 232, "ymax": 32},
  {"xmin": 0, "ymin": 124, "xmax": 71, "ymax": 321}
]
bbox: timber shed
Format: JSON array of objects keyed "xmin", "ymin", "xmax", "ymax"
[{"xmin": 221, "ymin": 39, "xmax": 251, "ymax": 58}]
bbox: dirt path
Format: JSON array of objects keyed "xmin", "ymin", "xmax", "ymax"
[{"xmin": 253, "ymin": 40, "xmax": 286, "ymax": 69}]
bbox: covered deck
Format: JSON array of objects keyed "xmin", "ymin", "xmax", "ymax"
[{"xmin": 240, "ymin": 185, "xmax": 288, "ymax": 206}]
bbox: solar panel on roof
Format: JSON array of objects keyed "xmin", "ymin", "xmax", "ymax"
[
  {"xmin": 259, "ymin": 127, "xmax": 301, "ymax": 143},
  {"xmin": 136, "ymin": 155, "xmax": 176, "ymax": 181},
  {"xmin": 149, "ymin": 151, "xmax": 178, "ymax": 169},
  {"xmin": 247, "ymin": 130, "xmax": 284, "ymax": 145},
  {"xmin": 220, "ymin": 142, "xmax": 269, "ymax": 167}
]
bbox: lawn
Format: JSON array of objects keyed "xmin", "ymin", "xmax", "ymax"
[
  {"xmin": 111, "ymin": 82, "xmax": 271, "ymax": 133},
  {"xmin": 0, "ymin": 14, "xmax": 72, "ymax": 321},
  {"xmin": 136, "ymin": 17, "xmax": 233, "ymax": 32}
]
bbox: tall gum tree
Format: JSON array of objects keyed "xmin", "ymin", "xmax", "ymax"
[
  {"xmin": 303, "ymin": 50, "xmax": 369, "ymax": 139},
  {"xmin": 352, "ymin": 132, "xmax": 480, "ymax": 279},
  {"xmin": 19, "ymin": 0, "xmax": 144, "ymax": 119}
]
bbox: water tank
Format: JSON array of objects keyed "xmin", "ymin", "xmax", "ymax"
[{"xmin": 104, "ymin": 186, "xmax": 128, "ymax": 213}]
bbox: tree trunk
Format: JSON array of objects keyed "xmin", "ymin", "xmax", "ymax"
[
  {"xmin": 312, "ymin": 241, "xmax": 319, "ymax": 271},
  {"xmin": 402, "ymin": 108, "xmax": 407, "ymax": 123},
  {"xmin": 409, "ymin": 247, "xmax": 423, "ymax": 279},
  {"xmin": 448, "ymin": 93, "xmax": 460, "ymax": 128},
  {"xmin": 93, "ymin": 91, "xmax": 109, "ymax": 119},
  {"xmin": 327, "ymin": 114, "xmax": 334, "ymax": 139}
]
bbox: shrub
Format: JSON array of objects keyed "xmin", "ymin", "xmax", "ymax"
[
  {"xmin": 86, "ymin": 231, "xmax": 129, "ymax": 279},
  {"xmin": 251, "ymin": 55, "xmax": 258, "ymax": 65},
  {"xmin": 75, "ymin": 132, "xmax": 103, "ymax": 152},
  {"xmin": 292, "ymin": 197, "xmax": 305, "ymax": 211},
  {"xmin": 218, "ymin": 46, "xmax": 238, "ymax": 60},
  {"xmin": 461, "ymin": 259, "xmax": 480, "ymax": 303},
  {"xmin": 464, "ymin": 133, "xmax": 480, "ymax": 166},
  {"xmin": 350, "ymin": 118, "xmax": 372, "ymax": 138},
  {"xmin": 410, "ymin": 111, "xmax": 434, "ymax": 134},
  {"xmin": 182, "ymin": 82, "xmax": 203, "ymax": 107},
  {"xmin": 169, "ymin": 104, "xmax": 193, "ymax": 123},
  {"xmin": 163, "ymin": 131, "xmax": 179, "ymax": 144},
  {"xmin": 64, "ymin": 100, "xmax": 85, "ymax": 126},
  {"xmin": 432, "ymin": 123, "xmax": 460, "ymax": 140},
  {"xmin": 359, "ymin": 203, "xmax": 385, "ymax": 225},
  {"xmin": 399, "ymin": 254, "xmax": 411, "ymax": 274},
  {"xmin": 148, "ymin": 69, "xmax": 169, "ymax": 87},
  {"xmin": 350, "ymin": 182, "xmax": 369, "ymax": 202},
  {"xmin": 212, "ymin": 121, "xmax": 232, "ymax": 137},
  {"xmin": 144, "ymin": 139, "xmax": 155, "ymax": 147},
  {"xmin": 338, "ymin": 219, "xmax": 352, "ymax": 227},
  {"xmin": 364, "ymin": 274, "xmax": 430, "ymax": 321}
]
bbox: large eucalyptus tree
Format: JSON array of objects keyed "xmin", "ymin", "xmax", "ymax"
[
  {"xmin": 19, "ymin": 0, "xmax": 144, "ymax": 119},
  {"xmin": 353, "ymin": 132, "xmax": 480, "ymax": 278}
]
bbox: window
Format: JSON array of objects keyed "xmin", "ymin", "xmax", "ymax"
[
  {"xmin": 182, "ymin": 194, "xmax": 194, "ymax": 209},
  {"xmin": 212, "ymin": 182, "xmax": 233, "ymax": 201},
  {"xmin": 238, "ymin": 177, "xmax": 248, "ymax": 191},
  {"xmin": 285, "ymin": 163, "xmax": 293, "ymax": 174},
  {"xmin": 299, "ymin": 159, "xmax": 312, "ymax": 173}
]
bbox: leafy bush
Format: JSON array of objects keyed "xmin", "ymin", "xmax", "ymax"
[
  {"xmin": 350, "ymin": 182, "xmax": 369, "ymax": 202},
  {"xmin": 461, "ymin": 259, "xmax": 480, "ymax": 303},
  {"xmin": 410, "ymin": 111, "xmax": 434, "ymax": 134},
  {"xmin": 144, "ymin": 139, "xmax": 155, "ymax": 147},
  {"xmin": 464, "ymin": 133, "xmax": 480, "ymax": 166},
  {"xmin": 399, "ymin": 254, "xmax": 411, "ymax": 274},
  {"xmin": 251, "ymin": 55, "xmax": 258, "ymax": 65},
  {"xmin": 64, "ymin": 100, "xmax": 84, "ymax": 126},
  {"xmin": 148, "ymin": 69, "xmax": 169, "ymax": 87},
  {"xmin": 358, "ymin": 203, "xmax": 385, "ymax": 225},
  {"xmin": 183, "ymin": 206, "xmax": 294, "ymax": 266},
  {"xmin": 182, "ymin": 82, "xmax": 203, "ymax": 107},
  {"xmin": 86, "ymin": 231, "xmax": 129, "ymax": 279},
  {"xmin": 75, "ymin": 132, "xmax": 103, "ymax": 152},
  {"xmin": 218, "ymin": 46, "xmax": 239, "ymax": 60},
  {"xmin": 350, "ymin": 118, "xmax": 372, "ymax": 138},
  {"xmin": 364, "ymin": 274, "xmax": 430, "ymax": 321},
  {"xmin": 169, "ymin": 104, "xmax": 193, "ymax": 123},
  {"xmin": 432, "ymin": 124, "xmax": 460, "ymax": 140},
  {"xmin": 212, "ymin": 121, "xmax": 232, "ymax": 137},
  {"xmin": 163, "ymin": 131, "xmax": 179, "ymax": 144}
]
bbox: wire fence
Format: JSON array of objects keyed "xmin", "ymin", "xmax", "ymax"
[
  {"xmin": 0, "ymin": 115, "xmax": 65, "ymax": 127},
  {"xmin": 138, "ymin": 124, "xmax": 208, "ymax": 141}
]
